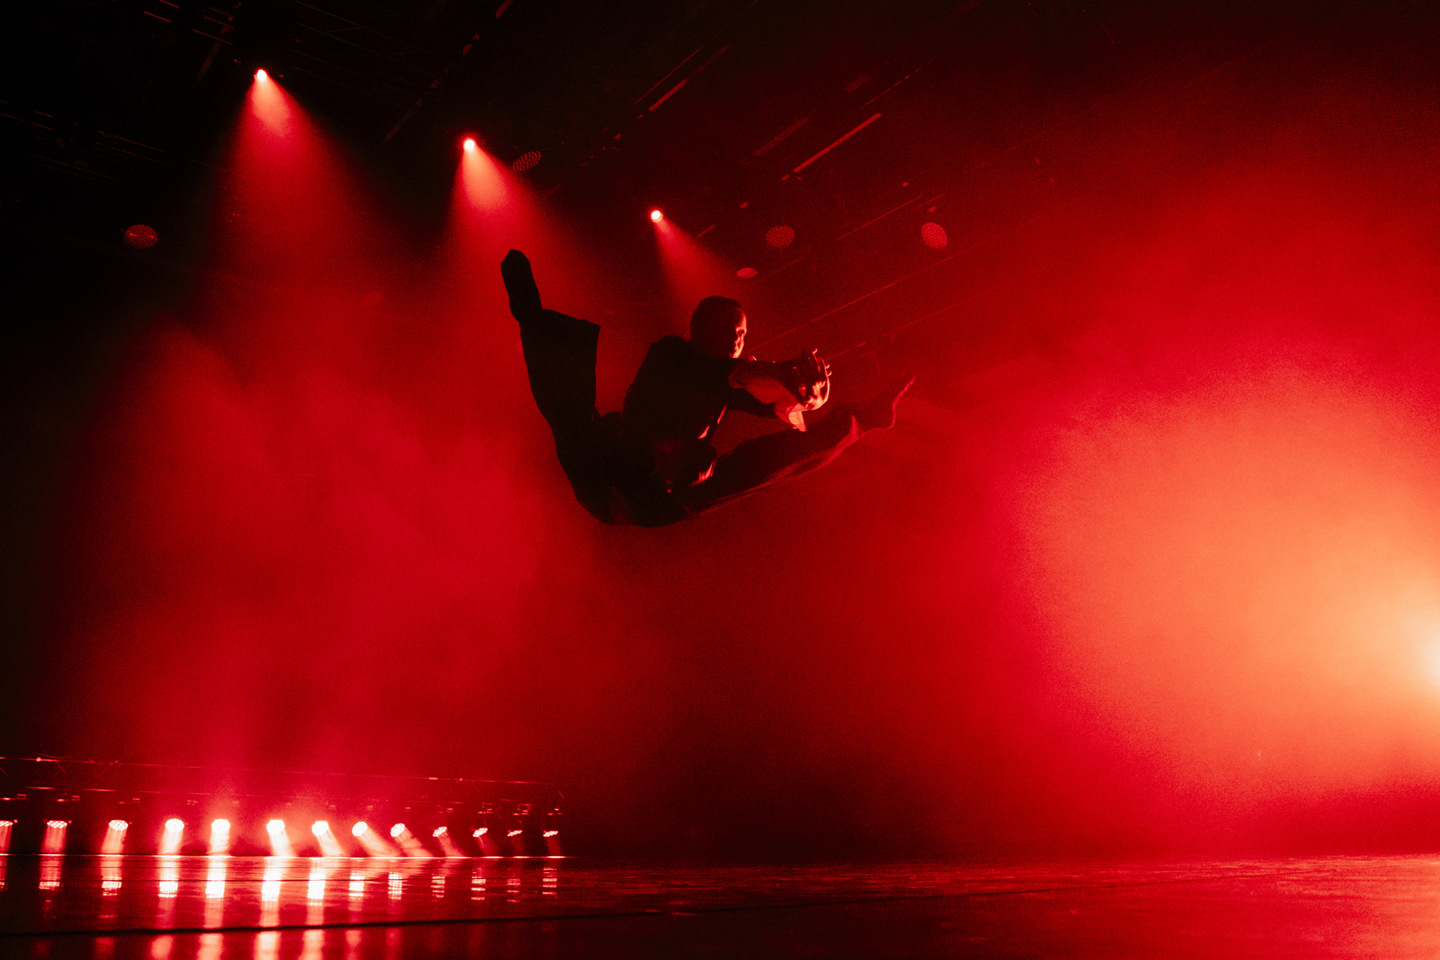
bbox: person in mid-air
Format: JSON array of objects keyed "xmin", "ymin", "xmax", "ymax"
[{"xmin": 501, "ymin": 249, "xmax": 911, "ymax": 526}]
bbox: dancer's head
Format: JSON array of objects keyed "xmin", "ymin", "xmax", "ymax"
[{"xmin": 690, "ymin": 296, "xmax": 747, "ymax": 359}]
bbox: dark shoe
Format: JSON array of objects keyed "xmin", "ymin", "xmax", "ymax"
[{"xmin": 501, "ymin": 249, "xmax": 543, "ymax": 320}]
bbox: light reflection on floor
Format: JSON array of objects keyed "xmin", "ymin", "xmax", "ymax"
[
  {"xmin": 1, "ymin": 854, "xmax": 567, "ymax": 936},
  {"xmin": 3, "ymin": 855, "xmax": 1440, "ymax": 958}
]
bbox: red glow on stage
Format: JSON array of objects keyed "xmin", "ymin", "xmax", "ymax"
[
  {"xmin": 208, "ymin": 819, "xmax": 231, "ymax": 855},
  {"xmin": 48, "ymin": 21, "xmax": 1440, "ymax": 864},
  {"xmin": 436, "ymin": 828, "xmax": 464, "ymax": 857},
  {"xmin": 651, "ymin": 215, "xmax": 741, "ymax": 319},
  {"xmin": 43, "ymin": 821, "xmax": 68, "ymax": 855},
  {"xmin": 266, "ymin": 820, "xmax": 294, "ymax": 857},
  {"xmin": 160, "ymin": 819, "xmax": 184, "ymax": 855},
  {"xmin": 456, "ymin": 139, "xmax": 513, "ymax": 213},
  {"xmin": 354, "ymin": 822, "xmax": 400, "ymax": 857},
  {"xmin": 1014, "ymin": 372, "xmax": 1440, "ymax": 798},
  {"xmin": 389, "ymin": 823, "xmax": 430, "ymax": 857},
  {"xmin": 441, "ymin": 134, "xmax": 604, "ymax": 348},
  {"xmin": 63, "ymin": 67, "xmax": 548, "ymax": 808},
  {"xmin": 102, "ymin": 820, "xmax": 129, "ymax": 855},
  {"xmin": 312, "ymin": 820, "xmax": 344, "ymax": 856},
  {"xmin": 245, "ymin": 68, "xmax": 295, "ymax": 137}
]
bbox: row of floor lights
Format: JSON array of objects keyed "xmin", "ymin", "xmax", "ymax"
[{"xmin": 0, "ymin": 817, "xmax": 550, "ymax": 855}]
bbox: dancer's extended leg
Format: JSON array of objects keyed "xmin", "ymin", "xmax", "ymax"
[
  {"xmin": 690, "ymin": 410, "xmax": 858, "ymax": 511},
  {"xmin": 502, "ymin": 250, "xmax": 619, "ymax": 522}
]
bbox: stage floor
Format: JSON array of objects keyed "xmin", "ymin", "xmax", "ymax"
[{"xmin": 1, "ymin": 854, "xmax": 1436, "ymax": 957}]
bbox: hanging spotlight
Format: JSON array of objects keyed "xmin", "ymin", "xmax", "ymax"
[
  {"xmin": 462, "ymin": 137, "xmax": 478, "ymax": 153},
  {"xmin": 208, "ymin": 819, "xmax": 231, "ymax": 855},
  {"xmin": 254, "ymin": 68, "xmax": 270, "ymax": 82},
  {"xmin": 649, "ymin": 209, "xmax": 664, "ymax": 223}
]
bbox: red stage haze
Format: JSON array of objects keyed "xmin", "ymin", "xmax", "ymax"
[{"xmin": 31, "ymin": 28, "xmax": 1440, "ymax": 859}]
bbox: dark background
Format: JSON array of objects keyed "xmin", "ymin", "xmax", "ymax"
[{"xmin": 5, "ymin": 0, "xmax": 1440, "ymax": 859}]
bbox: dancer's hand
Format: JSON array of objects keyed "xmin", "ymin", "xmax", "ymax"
[
  {"xmin": 790, "ymin": 349, "xmax": 831, "ymax": 411},
  {"xmin": 728, "ymin": 351, "xmax": 830, "ymax": 430}
]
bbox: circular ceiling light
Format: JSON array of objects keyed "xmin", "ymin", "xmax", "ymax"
[
  {"xmin": 765, "ymin": 225, "xmax": 795, "ymax": 249},
  {"xmin": 124, "ymin": 224, "xmax": 158, "ymax": 250}
]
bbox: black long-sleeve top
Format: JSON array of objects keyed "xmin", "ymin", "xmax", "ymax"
[{"xmin": 620, "ymin": 336, "xmax": 774, "ymax": 445}]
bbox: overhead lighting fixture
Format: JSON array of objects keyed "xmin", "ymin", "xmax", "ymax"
[
  {"xmin": 765, "ymin": 225, "xmax": 795, "ymax": 249},
  {"xmin": 124, "ymin": 224, "xmax": 158, "ymax": 250}
]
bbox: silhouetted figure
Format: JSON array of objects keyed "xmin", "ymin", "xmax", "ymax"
[{"xmin": 501, "ymin": 249, "xmax": 911, "ymax": 526}]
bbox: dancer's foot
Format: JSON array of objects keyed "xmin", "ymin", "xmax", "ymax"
[
  {"xmin": 856, "ymin": 372, "xmax": 915, "ymax": 430},
  {"xmin": 501, "ymin": 249, "xmax": 542, "ymax": 320}
]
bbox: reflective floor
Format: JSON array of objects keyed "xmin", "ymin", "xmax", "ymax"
[{"xmin": 2, "ymin": 854, "xmax": 1438, "ymax": 957}]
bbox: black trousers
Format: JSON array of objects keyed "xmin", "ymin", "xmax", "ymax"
[{"xmin": 518, "ymin": 309, "xmax": 863, "ymax": 527}]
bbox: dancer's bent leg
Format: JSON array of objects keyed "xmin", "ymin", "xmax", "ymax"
[{"xmin": 687, "ymin": 409, "xmax": 863, "ymax": 513}]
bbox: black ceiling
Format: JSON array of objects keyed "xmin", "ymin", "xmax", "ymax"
[{"xmin": 5, "ymin": 0, "xmax": 1437, "ymax": 383}]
